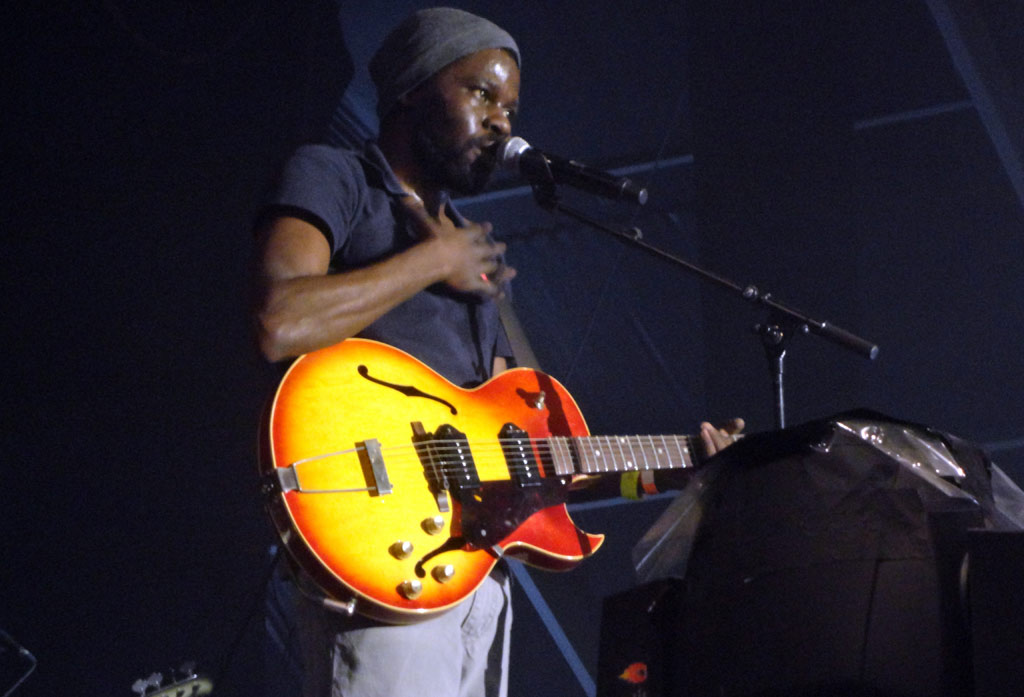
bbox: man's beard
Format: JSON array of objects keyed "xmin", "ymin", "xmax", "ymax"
[{"xmin": 412, "ymin": 126, "xmax": 498, "ymax": 196}]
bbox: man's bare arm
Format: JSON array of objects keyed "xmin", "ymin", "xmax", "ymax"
[{"xmin": 254, "ymin": 202, "xmax": 512, "ymax": 362}]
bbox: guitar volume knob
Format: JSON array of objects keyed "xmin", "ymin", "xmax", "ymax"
[
  {"xmin": 431, "ymin": 564, "xmax": 456, "ymax": 583},
  {"xmin": 422, "ymin": 515, "xmax": 446, "ymax": 535},
  {"xmin": 399, "ymin": 579, "xmax": 423, "ymax": 599},
  {"xmin": 389, "ymin": 541, "xmax": 414, "ymax": 559}
]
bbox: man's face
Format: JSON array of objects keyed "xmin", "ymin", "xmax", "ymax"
[{"xmin": 407, "ymin": 48, "xmax": 521, "ymax": 195}]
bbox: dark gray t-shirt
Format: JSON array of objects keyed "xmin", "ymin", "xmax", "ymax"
[{"xmin": 263, "ymin": 142, "xmax": 511, "ymax": 387}]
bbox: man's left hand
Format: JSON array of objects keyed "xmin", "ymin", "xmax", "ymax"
[{"xmin": 700, "ymin": 418, "xmax": 745, "ymax": 456}]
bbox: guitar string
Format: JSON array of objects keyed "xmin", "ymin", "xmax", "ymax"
[
  {"xmin": 411, "ymin": 436, "xmax": 699, "ymax": 473},
  {"xmin": 294, "ymin": 434, "xmax": 700, "ymax": 471},
  {"xmin": 295, "ymin": 435, "xmax": 699, "ymax": 470},
  {"xmin": 285, "ymin": 435, "xmax": 701, "ymax": 483}
]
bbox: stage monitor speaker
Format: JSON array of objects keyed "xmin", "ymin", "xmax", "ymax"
[
  {"xmin": 611, "ymin": 413, "xmax": 1005, "ymax": 697},
  {"xmin": 597, "ymin": 579, "xmax": 682, "ymax": 697},
  {"xmin": 967, "ymin": 530, "xmax": 1024, "ymax": 697}
]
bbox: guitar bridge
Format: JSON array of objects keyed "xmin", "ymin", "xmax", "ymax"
[
  {"xmin": 263, "ymin": 439, "xmax": 391, "ymax": 496},
  {"xmin": 360, "ymin": 438, "xmax": 392, "ymax": 496}
]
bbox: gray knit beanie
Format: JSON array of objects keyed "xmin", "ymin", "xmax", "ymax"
[{"xmin": 369, "ymin": 7, "xmax": 520, "ymax": 120}]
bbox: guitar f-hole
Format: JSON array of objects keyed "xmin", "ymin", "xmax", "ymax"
[
  {"xmin": 414, "ymin": 535, "xmax": 468, "ymax": 578},
  {"xmin": 358, "ymin": 364, "xmax": 457, "ymax": 414}
]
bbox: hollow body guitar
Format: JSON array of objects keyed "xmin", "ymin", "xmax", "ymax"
[{"xmin": 260, "ymin": 338, "xmax": 703, "ymax": 624}]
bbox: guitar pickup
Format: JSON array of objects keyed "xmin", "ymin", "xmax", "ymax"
[
  {"xmin": 412, "ymin": 422, "xmax": 448, "ymax": 512},
  {"xmin": 500, "ymin": 423, "xmax": 542, "ymax": 487},
  {"xmin": 412, "ymin": 421, "xmax": 480, "ymax": 508}
]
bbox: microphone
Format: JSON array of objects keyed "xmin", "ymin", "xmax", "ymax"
[{"xmin": 498, "ymin": 137, "xmax": 648, "ymax": 205}]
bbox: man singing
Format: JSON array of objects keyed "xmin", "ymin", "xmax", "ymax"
[{"xmin": 255, "ymin": 8, "xmax": 738, "ymax": 696}]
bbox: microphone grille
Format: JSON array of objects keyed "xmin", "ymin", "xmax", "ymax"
[{"xmin": 498, "ymin": 136, "xmax": 531, "ymax": 169}]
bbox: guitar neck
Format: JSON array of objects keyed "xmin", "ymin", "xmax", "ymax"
[{"xmin": 546, "ymin": 434, "xmax": 704, "ymax": 477}]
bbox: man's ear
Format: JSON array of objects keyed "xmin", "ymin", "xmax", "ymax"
[
  {"xmin": 387, "ymin": 91, "xmax": 418, "ymax": 122},
  {"xmin": 397, "ymin": 92, "xmax": 412, "ymax": 108},
  {"xmin": 380, "ymin": 93, "xmax": 416, "ymax": 132},
  {"xmin": 398, "ymin": 84, "xmax": 426, "ymax": 111}
]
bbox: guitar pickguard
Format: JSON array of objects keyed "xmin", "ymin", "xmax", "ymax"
[{"xmin": 457, "ymin": 478, "xmax": 573, "ymax": 548}]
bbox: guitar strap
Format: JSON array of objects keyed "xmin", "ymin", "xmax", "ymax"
[
  {"xmin": 496, "ymin": 294, "xmax": 542, "ymax": 371},
  {"xmin": 495, "ymin": 297, "xmax": 599, "ymax": 697}
]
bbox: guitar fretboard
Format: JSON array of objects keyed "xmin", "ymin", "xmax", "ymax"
[{"xmin": 545, "ymin": 435, "xmax": 700, "ymax": 476}]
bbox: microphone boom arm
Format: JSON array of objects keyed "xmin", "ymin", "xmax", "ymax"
[{"xmin": 525, "ymin": 189, "xmax": 878, "ymax": 428}]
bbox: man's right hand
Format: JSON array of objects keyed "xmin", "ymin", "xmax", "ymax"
[{"xmin": 399, "ymin": 196, "xmax": 516, "ymax": 297}]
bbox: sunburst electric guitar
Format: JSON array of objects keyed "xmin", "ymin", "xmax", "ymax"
[{"xmin": 260, "ymin": 338, "xmax": 708, "ymax": 624}]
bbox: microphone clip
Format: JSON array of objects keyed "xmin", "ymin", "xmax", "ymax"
[{"xmin": 519, "ymin": 149, "xmax": 560, "ymax": 210}]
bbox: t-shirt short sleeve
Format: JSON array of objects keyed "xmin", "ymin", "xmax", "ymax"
[{"xmin": 262, "ymin": 145, "xmax": 365, "ymax": 255}]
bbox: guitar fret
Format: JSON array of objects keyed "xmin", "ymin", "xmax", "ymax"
[
  {"xmin": 673, "ymin": 435, "xmax": 687, "ymax": 469},
  {"xmin": 611, "ymin": 436, "xmax": 625, "ymax": 472},
  {"xmin": 548, "ymin": 436, "xmax": 575, "ymax": 476},
  {"xmin": 577, "ymin": 433, "xmax": 593, "ymax": 472},
  {"xmin": 621, "ymin": 436, "xmax": 638, "ymax": 471},
  {"xmin": 641, "ymin": 435, "xmax": 664, "ymax": 470},
  {"xmin": 595, "ymin": 436, "xmax": 609, "ymax": 473},
  {"xmin": 642, "ymin": 434, "xmax": 656, "ymax": 470},
  {"xmin": 654, "ymin": 435, "xmax": 667, "ymax": 469},
  {"xmin": 601, "ymin": 437, "xmax": 611, "ymax": 472},
  {"xmin": 599, "ymin": 436, "xmax": 613, "ymax": 473},
  {"xmin": 587, "ymin": 437, "xmax": 599, "ymax": 474},
  {"xmin": 576, "ymin": 435, "xmax": 599, "ymax": 474},
  {"xmin": 647, "ymin": 433, "xmax": 663, "ymax": 466},
  {"xmin": 663, "ymin": 435, "xmax": 675, "ymax": 469}
]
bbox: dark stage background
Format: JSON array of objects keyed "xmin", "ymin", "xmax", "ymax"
[{"xmin": 4, "ymin": 2, "xmax": 1023, "ymax": 696}]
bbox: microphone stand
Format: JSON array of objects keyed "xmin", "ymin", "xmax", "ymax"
[{"xmin": 525, "ymin": 180, "xmax": 878, "ymax": 430}]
